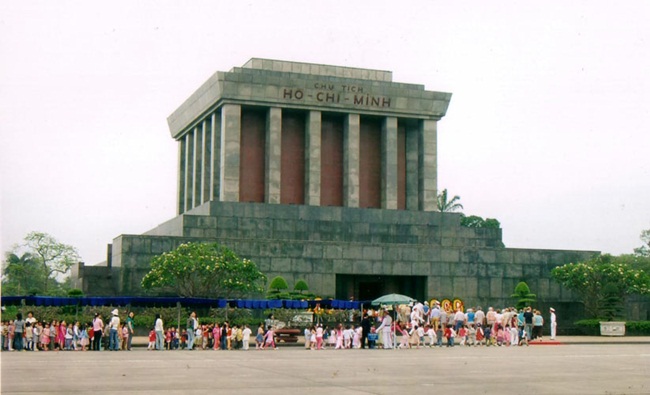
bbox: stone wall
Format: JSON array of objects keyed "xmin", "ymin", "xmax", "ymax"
[{"xmin": 92, "ymin": 201, "xmax": 615, "ymax": 323}]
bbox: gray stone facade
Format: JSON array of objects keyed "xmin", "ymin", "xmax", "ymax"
[{"xmin": 77, "ymin": 201, "xmax": 609, "ymax": 317}]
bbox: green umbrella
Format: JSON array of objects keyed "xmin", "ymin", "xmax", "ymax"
[{"xmin": 371, "ymin": 293, "xmax": 415, "ymax": 306}]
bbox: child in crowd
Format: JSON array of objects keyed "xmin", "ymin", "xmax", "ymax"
[
  {"xmin": 309, "ymin": 327, "xmax": 316, "ymax": 350},
  {"xmin": 179, "ymin": 329, "xmax": 187, "ymax": 349},
  {"xmin": 120, "ymin": 324, "xmax": 128, "ymax": 350},
  {"xmin": 255, "ymin": 323, "xmax": 264, "ymax": 349},
  {"xmin": 262, "ymin": 326, "xmax": 276, "ymax": 350},
  {"xmin": 425, "ymin": 325, "xmax": 436, "ymax": 347},
  {"xmin": 503, "ymin": 325, "xmax": 511, "ymax": 346},
  {"xmin": 398, "ymin": 325, "xmax": 410, "ymax": 349},
  {"xmin": 496, "ymin": 325, "xmax": 504, "ymax": 346},
  {"xmin": 458, "ymin": 325, "xmax": 467, "ymax": 346},
  {"xmin": 322, "ymin": 326, "xmax": 329, "ymax": 348},
  {"xmin": 87, "ymin": 323, "xmax": 94, "ymax": 349},
  {"xmin": 147, "ymin": 328, "xmax": 156, "ymax": 350},
  {"xmin": 25, "ymin": 322, "xmax": 34, "ymax": 351},
  {"xmin": 444, "ymin": 324, "xmax": 456, "ymax": 347},
  {"xmin": 486, "ymin": 325, "xmax": 496, "ymax": 346},
  {"xmin": 33, "ymin": 322, "xmax": 42, "ymax": 351},
  {"xmin": 49, "ymin": 320, "xmax": 57, "ymax": 350},
  {"xmin": 475, "ymin": 324, "xmax": 484, "ymax": 346},
  {"xmin": 467, "ymin": 325, "xmax": 477, "ymax": 346},
  {"xmin": 80, "ymin": 324, "xmax": 89, "ymax": 351},
  {"xmin": 165, "ymin": 328, "xmax": 172, "ymax": 350},
  {"xmin": 328, "ymin": 327, "xmax": 337, "ymax": 349},
  {"xmin": 203, "ymin": 325, "xmax": 210, "ymax": 350},
  {"xmin": 0, "ymin": 321, "xmax": 6, "ymax": 351},
  {"xmin": 343, "ymin": 325, "xmax": 353, "ymax": 349},
  {"xmin": 41, "ymin": 323, "xmax": 50, "ymax": 351},
  {"xmin": 352, "ymin": 326, "xmax": 361, "ymax": 349},
  {"xmin": 509, "ymin": 325, "xmax": 519, "ymax": 346},
  {"xmin": 8, "ymin": 320, "xmax": 15, "ymax": 351},
  {"xmin": 242, "ymin": 324, "xmax": 252, "ymax": 350},
  {"xmin": 436, "ymin": 325, "xmax": 444, "ymax": 347},
  {"xmin": 335, "ymin": 325, "xmax": 344, "ymax": 349},
  {"xmin": 65, "ymin": 324, "xmax": 74, "ymax": 350},
  {"xmin": 416, "ymin": 324, "xmax": 425, "ymax": 349},
  {"xmin": 367, "ymin": 327, "xmax": 378, "ymax": 349},
  {"xmin": 519, "ymin": 327, "xmax": 529, "ymax": 346},
  {"xmin": 173, "ymin": 328, "xmax": 180, "ymax": 350},
  {"xmin": 304, "ymin": 327, "xmax": 312, "ymax": 350},
  {"xmin": 73, "ymin": 322, "xmax": 81, "ymax": 351},
  {"xmin": 212, "ymin": 322, "xmax": 223, "ymax": 350},
  {"xmin": 58, "ymin": 321, "xmax": 67, "ymax": 350}
]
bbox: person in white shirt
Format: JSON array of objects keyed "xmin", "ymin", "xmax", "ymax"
[
  {"xmin": 186, "ymin": 312, "xmax": 198, "ymax": 350},
  {"xmin": 108, "ymin": 309, "xmax": 120, "ymax": 351},
  {"xmin": 242, "ymin": 325, "xmax": 252, "ymax": 350},
  {"xmin": 376, "ymin": 310, "xmax": 393, "ymax": 349},
  {"xmin": 549, "ymin": 308, "xmax": 557, "ymax": 340}
]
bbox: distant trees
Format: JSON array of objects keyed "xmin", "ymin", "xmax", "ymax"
[
  {"xmin": 460, "ymin": 215, "xmax": 500, "ymax": 229},
  {"xmin": 634, "ymin": 229, "xmax": 650, "ymax": 257},
  {"xmin": 2, "ymin": 231, "xmax": 80, "ymax": 296},
  {"xmin": 551, "ymin": 254, "xmax": 650, "ymax": 318}
]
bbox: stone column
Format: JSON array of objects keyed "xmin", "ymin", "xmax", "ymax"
[
  {"xmin": 305, "ymin": 110, "xmax": 321, "ymax": 206},
  {"xmin": 343, "ymin": 113, "xmax": 360, "ymax": 208},
  {"xmin": 177, "ymin": 137, "xmax": 186, "ymax": 215},
  {"xmin": 418, "ymin": 119, "xmax": 438, "ymax": 211},
  {"xmin": 192, "ymin": 125, "xmax": 202, "ymax": 208},
  {"xmin": 201, "ymin": 118, "xmax": 211, "ymax": 204},
  {"xmin": 220, "ymin": 104, "xmax": 241, "ymax": 202},
  {"xmin": 405, "ymin": 122, "xmax": 419, "ymax": 211},
  {"xmin": 184, "ymin": 131, "xmax": 194, "ymax": 212},
  {"xmin": 381, "ymin": 116, "xmax": 398, "ymax": 209},
  {"xmin": 210, "ymin": 111, "xmax": 221, "ymax": 201},
  {"xmin": 265, "ymin": 107, "xmax": 282, "ymax": 204}
]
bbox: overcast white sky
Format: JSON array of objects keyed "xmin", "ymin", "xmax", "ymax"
[{"xmin": 1, "ymin": 1, "xmax": 649, "ymax": 266}]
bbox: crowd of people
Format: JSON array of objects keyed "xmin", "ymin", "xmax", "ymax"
[
  {"xmin": 0, "ymin": 309, "xmax": 136, "ymax": 352},
  {"xmin": 362, "ymin": 302, "xmax": 557, "ymax": 349},
  {"xmin": 1, "ymin": 303, "xmax": 557, "ymax": 352}
]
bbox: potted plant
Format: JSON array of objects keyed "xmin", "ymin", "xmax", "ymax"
[{"xmin": 598, "ymin": 283, "xmax": 625, "ymax": 336}]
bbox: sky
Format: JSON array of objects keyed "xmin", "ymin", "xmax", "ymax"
[{"xmin": 1, "ymin": 1, "xmax": 649, "ymax": 266}]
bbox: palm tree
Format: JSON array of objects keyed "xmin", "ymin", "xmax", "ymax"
[
  {"xmin": 1, "ymin": 252, "xmax": 44, "ymax": 295},
  {"xmin": 437, "ymin": 189, "xmax": 464, "ymax": 212}
]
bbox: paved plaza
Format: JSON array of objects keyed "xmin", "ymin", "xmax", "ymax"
[{"xmin": 2, "ymin": 340, "xmax": 649, "ymax": 394}]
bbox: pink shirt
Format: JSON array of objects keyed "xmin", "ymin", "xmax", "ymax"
[{"xmin": 93, "ymin": 318, "xmax": 104, "ymax": 332}]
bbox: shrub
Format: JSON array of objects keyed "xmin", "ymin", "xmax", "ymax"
[
  {"xmin": 294, "ymin": 279, "xmax": 309, "ymax": 292},
  {"xmin": 574, "ymin": 319, "xmax": 650, "ymax": 336}
]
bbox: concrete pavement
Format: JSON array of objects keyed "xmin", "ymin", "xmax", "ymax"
[{"xmin": 1, "ymin": 340, "xmax": 649, "ymax": 394}]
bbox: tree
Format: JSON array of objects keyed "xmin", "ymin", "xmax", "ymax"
[
  {"xmin": 2, "ymin": 252, "xmax": 43, "ymax": 295},
  {"xmin": 551, "ymin": 254, "xmax": 650, "ymax": 318},
  {"xmin": 269, "ymin": 276, "xmax": 289, "ymax": 292},
  {"xmin": 437, "ymin": 189, "xmax": 463, "ymax": 212},
  {"xmin": 294, "ymin": 279, "xmax": 309, "ymax": 293},
  {"xmin": 510, "ymin": 281, "xmax": 537, "ymax": 309},
  {"xmin": 599, "ymin": 283, "xmax": 623, "ymax": 321},
  {"xmin": 634, "ymin": 229, "xmax": 650, "ymax": 257},
  {"xmin": 267, "ymin": 276, "xmax": 290, "ymax": 299},
  {"xmin": 141, "ymin": 242, "xmax": 267, "ymax": 298},
  {"xmin": 460, "ymin": 215, "xmax": 500, "ymax": 229},
  {"xmin": 2, "ymin": 232, "xmax": 80, "ymax": 295}
]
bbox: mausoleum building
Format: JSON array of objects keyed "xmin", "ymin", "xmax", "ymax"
[{"xmin": 77, "ymin": 59, "xmax": 638, "ymax": 320}]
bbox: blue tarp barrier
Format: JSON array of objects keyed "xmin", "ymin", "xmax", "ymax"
[{"xmin": 1, "ymin": 296, "xmax": 367, "ymax": 310}]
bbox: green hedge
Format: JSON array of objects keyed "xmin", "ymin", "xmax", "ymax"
[{"xmin": 574, "ymin": 319, "xmax": 650, "ymax": 336}]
